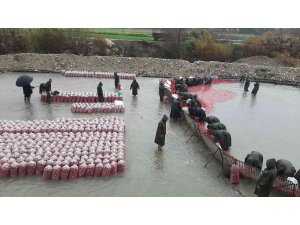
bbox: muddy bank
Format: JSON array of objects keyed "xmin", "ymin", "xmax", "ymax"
[{"xmin": 0, "ymin": 53, "xmax": 300, "ymax": 86}]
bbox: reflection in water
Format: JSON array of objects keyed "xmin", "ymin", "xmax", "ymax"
[
  {"xmin": 153, "ymin": 150, "xmax": 165, "ymax": 171},
  {"xmin": 249, "ymin": 95, "xmax": 257, "ymax": 109}
]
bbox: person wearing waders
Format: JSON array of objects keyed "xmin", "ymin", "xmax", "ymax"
[
  {"xmin": 254, "ymin": 158, "xmax": 277, "ymax": 197},
  {"xmin": 114, "ymin": 72, "xmax": 120, "ymax": 89},
  {"xmin": 244, "ymin": 77, "xmax": 250, "ymax": 92},
  {"xmin": 97, "ymin": 82, "xmax": 104, "ymax": 102},
  {"xmin": 45, "ymin": 79, "xmax": 52, "ymax": 103},
  {"xmin": 154, "ymin": 114, "xmax": 168, "ymax": 150},
  {"xmin": 170, "ymin": 98, "xmax": 182, "ymax": 121},
  {"xmin": 159, "ymin": 80, "xmax": 165, "ymax": 102},
  {"xmin": 251, "ymin": 82, "xmax": 260, "ymax": 95},
  {"xmin": 130, "ymin": 78, "xmax": 140, "ymax": 96}
]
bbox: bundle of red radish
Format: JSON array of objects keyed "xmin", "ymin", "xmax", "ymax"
[
  {"xmin": 62, "ymin": 70, "xmax": 136, "ymax": 80},
  {"xmin": 71, "ymin": 101, "xmax": 125, "ymax": 113},
  {"xmin": 41, "ymin": 91, "xmax": 123, "ymax": 103},
  {"xmin": 0, "ymin": 117, "xmax": 126, "ymax": 181}
]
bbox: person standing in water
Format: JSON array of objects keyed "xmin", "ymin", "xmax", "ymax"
[
  {"xmin": 244, "ymin": 77, "xmax": 250, "ymax": 92},
  {"xmin": 159, "ymin": 80, "xmax": 165, "ymax": 102},
  {"xmin": 114, "ymin": 72, "xmax": 120, "ymax": 89},
  {"xmin": 97, "ymin": 82, "xmax": 104, "ymax": 102},
  {"xmin": 45, "ymin": 79, "xmax": 52, "ymax": 103},
  {"xmin": 130, "ymin": 78, "xmax": 140, "ymax": 96},
  {"xmin": 23, "ymin": 84, "xmax": 34, "ymax": 103},
  {"xmin": 154, "ymin": 114, "xmax": 168, "ymax": 150},
  {"xmin": 251, "ymin": 82, "xmax": 260, "ymax": 95}
]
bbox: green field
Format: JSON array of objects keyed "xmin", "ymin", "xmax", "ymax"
[{"xmin": 88, "ymin": 28, "xmax": 154, "ymax": 41}]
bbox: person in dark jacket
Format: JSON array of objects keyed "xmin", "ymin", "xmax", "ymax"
[
  {"xmin": 254, "ymin": 158, "xmax": 277, "ymax": 197},
  {"xmin": 45, "ymin": 79, "xmax": 52, "ymax": 103},
  {"xmin": 189, "ymin": 106, "xmax": 206, "ymax": 123},
  {"xmin": 191, "ymin": 94, "xmax": 201, "ymax": 108},
  {"xmin": 245, "ymin": 151, "xmax": 263, "ymax": 170},
  {"xmin": 130, "ymin": 78, "xmax": 140, "ymax": 96},
  {"xmin": 159, "ymin": 81, "xmax": 165, "ymax": 102},
  {"xmin": 211, "ymin": 130, "xmax": 231, "ymax": 151},
  {"xmin": 251, "ymin": 82, "xmax": 260, "ymax": 95},
  {"xmin": 207, "ymin": 122, "xmax": 227, "ymax": 131},
  {"xmin": 276, "ymin": 159, "xmax": 296, "ymax": 178},
  {"xmin": 206, "ymin": 116, "xmax": 220, "ymax": 124},
  {"xmin": 114, "ymin": 72, "xmax": 120, "ymax": 89},
  {"xmin": 170, "ymin": 98, "xmax": 182, "ymax": 121},
  {"xmin": 22, "ymin": 84, "xmax": 34, "ymax": 103},
  {"xmin": 154, "ymin": 114, "xmax": 168, "ymax": 150},
  {"xmin": 244, "ymin": 77, "xmax": 250, "ymax": 92},
  {"xmin": 240, "ymin": 75, "xmax": 245, "ymax": 83},
  {"xmin": 97, "ymin": 82, "xmax": 104, "ymax": 102}
]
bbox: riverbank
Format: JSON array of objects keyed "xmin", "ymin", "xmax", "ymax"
[{"xmin": 1, "ymin": 53, "xmax": 300, "ymax": 86}]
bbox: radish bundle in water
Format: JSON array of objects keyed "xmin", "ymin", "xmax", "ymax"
[
  {"xmin": 60, "ymin": 165, "xmax": 70, "ymax": 180},
  {"xmin": 78, "ymin": 164, "xmax": 87, "ymax": 177},
  {"xmin": 94, "ymin": 163, "xmax": 103, "ymax": 177},
  {"xmin": 86, "ymin": 164, "xmax": 95, "ymax": 176},
  {"xmin": 43, "ymin": 165, "xmax": 52, "ymax": 181},
  {"xmin": 69, "ymin": 165, "xmax": 78, "ymax": 180},
  {"xmin": 27, "ymin": 161, "xmax": 36, "ymax": 175},
  {"xmin": 10, "ymin": 163, "xmax": 19, "ymax": 177},
  {"xmin": 18, "ymin": 162, "xmax": 27, "ymax": 176},
  {"xmin": 0, "ymin": 163, "xmax": 10, "ymax": 177},
  {"xmin": 52, "ymin": 165, "xmax": 61, "ymax": 180}
]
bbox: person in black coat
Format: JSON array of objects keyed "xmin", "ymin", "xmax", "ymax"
[
  {"xmin": 97, "ymin": 82, "xmax": 104, "ymax": 102},
  {"xmin": 130, "ymin": 78, "xmax": 140, "ymax": 96},
  {"xmin": 206, "ymin": 116, "xmax": 220, "ymax": 124},
  {"xmin": 254, "ymin": 158, "xmax": 277, "ymax": 197},
  {"xmin": 207, "ymin": 122, "xmax": 227, "ymax": 131},
  {"xmin": 191, "ymin": 94, "xmax": 201, "ymax": 108},
  {"xmin": 170, "ymin": 98, "xmax": 182, "ymax": 121},
  {"xmin": 159, "ymin": 81, "xmax": 165, "ymax": 102},
  {"xmin": 245, "ymin": 151, "xmax": 263, "ymax": 170},
  {"xmin": 114, "ymin": 72, "xmax": 120, "ymax": 89},
  {"xmin": 154, "ymin": 114, "xmax": 168, "ymax": 150},
  {"xmin": 276, "ymin": 159, "xmax": 296, "ymax": 178},
  {"xmin": 22, "ymin": 84, "xmax": 34, "ymax": 103},
  {"xmin": 211, "ymin": 130, "xmax": 231, "ymax": 151},
  {"xmin": 251, "ymin": 82, "xmax": 260, "ymax": 95},
  {"xmin": 244, "ymin": 77, "xmax": 250, "ymax": 92},
  {"xmin": 45, "ymin": 79, "xmax": 52, "ymax": 103}
]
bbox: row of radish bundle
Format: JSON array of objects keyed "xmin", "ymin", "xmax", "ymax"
[
  {"xmin": 62, "ymin": 70, "xmax": 136, "ymax": 80},
  {"xmin": 41, "ymin": 91, "xmax": 123, "ymax": 103},
  {"xmin": 0, "ymin": 117, "xmax": 126, "ymax": 180},
  {"xmin": 71, "ymin": 102, "xmax": 125, "ymax": 113},
  {"xmin": 0, "ymin": 117, "xmax": 125, "ymax": 135}
]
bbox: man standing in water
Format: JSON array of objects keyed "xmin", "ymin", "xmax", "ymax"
[
  {"xmin": 244, "ymin": 77, "xmax": 250, "ymax": 92},
  {"xmin": 154, "ymin": 114, "xmax": 168, "ymax": 150},
  {"xmin": 97, "ymin": 82, "xmax": 104, "ymax": 102},
  {"xmin": 159, "ymin": 80, "xmax": 165, "ymax": 102},
  {"xmin": 114, "ymin": 72, "xmax": 120, "ymax": 89},
  {"xmin": 45, "ymin": 79, "xmax": 52, "ymax": 103},
  {"xmin": 23, "ymin": 84, "xmax": 34, "ymax": 103},
  {"xmin": 251, "ymin": 82, "xmax": 260, "ymax": 95}
]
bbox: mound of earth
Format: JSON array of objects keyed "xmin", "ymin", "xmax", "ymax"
[{"xmin": 234, "ymin": 56, "xmax": 286, "ymax": 67}]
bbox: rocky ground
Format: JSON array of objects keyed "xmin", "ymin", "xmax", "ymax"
[{"xmin": 0, "ymin": 53, "xmax": 300, "ymax": 85}]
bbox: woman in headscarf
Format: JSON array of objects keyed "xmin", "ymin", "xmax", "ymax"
[
  {"xmin": 97, "ymin": 82, "xmax": 104, "ymax": 102},
  {"xmin": 130, "ymin": 78, "xmax": 140, "ymax": 96},
  {"xmin": 154, "ymin": 114, "xmax": 169, "ymax": 150}
]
